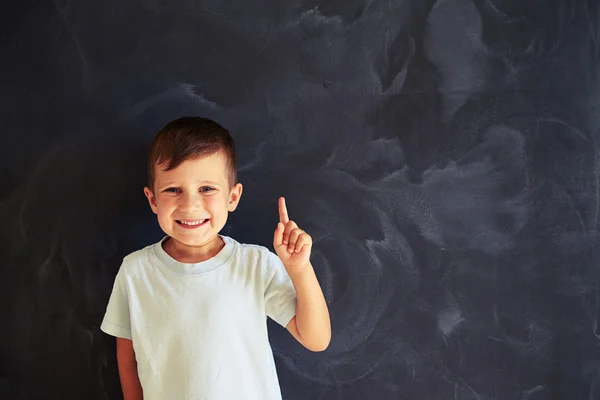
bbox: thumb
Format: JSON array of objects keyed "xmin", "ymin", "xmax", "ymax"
[{"xmin": 273, "ymin": 222, "xmax": 285, "ymax": 248}]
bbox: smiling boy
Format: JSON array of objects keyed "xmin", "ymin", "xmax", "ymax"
[{"xmin": 100, "ymin": 117, "xmax": 331, "ymax": 400}]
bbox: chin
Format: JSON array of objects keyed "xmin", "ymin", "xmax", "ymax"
[{"xmin": 173, "ymin": 232, "xmax": 220, "ymax": 247}]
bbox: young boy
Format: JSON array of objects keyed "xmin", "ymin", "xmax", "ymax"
[{"xmin": 101, "ymin": 117, "xmax": 331, "ymax": 400}]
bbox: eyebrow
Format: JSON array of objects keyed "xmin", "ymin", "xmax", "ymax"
[{"xmin": 158, "ymin": 181, "xmax": 222, "ymax": 189}]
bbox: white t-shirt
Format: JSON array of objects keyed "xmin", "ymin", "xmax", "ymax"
[{"xmin": 100, "ymin": 235, "xmax": 297, "ymax": 400}]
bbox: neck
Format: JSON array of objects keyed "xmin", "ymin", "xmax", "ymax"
[{"xmin": 162, "ymin": 236, "xmax": 225, "ymax": 263}]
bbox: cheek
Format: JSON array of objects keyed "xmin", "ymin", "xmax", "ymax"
[
  {"xmin": 156, "ymin": 197, "xmax": 178, "ymax": 213},
  {"xmin": 204, "ymin": 195, "xmax": 229, "ymax": 211}
]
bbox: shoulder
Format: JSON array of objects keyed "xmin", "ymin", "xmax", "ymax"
[
  {"xmin": 118, "ymin": 241, "xmax": 158, "ymax": 276},
  {"xmin": 224, "ymin": 236, "xmax": 280, "ymax": 267},
  {"xmin": 224, "ymin": 236, "xmax": 289, "ymax": 287}
]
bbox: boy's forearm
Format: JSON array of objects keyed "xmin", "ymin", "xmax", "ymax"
[
  {"xmin": 287, "ymin": 263, "xmax": 331, "ymax": 351},
  {"xmin": 118, "ymin": 358, "xmax": 143, "ymax": 400}
]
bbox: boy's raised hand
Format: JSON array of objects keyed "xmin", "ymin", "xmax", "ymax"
[{"xmin": 274, "ymin": 197, "xmax": 312, "ymax": 271}]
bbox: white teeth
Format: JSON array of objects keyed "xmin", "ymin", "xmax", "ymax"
[{"xmin": 180, "ymin": 219, "xmax": 206, "ymax": 226}]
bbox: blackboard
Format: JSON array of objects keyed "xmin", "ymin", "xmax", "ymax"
[{"xmin": 1, "ymin": 1, "xmax": 599, "ymax": 399}]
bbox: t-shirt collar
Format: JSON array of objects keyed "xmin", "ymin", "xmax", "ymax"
[{"xmin": 152, "ymin": 235, "xmax": 236, "ymax": 275}]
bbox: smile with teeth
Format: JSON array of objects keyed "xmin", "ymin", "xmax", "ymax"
[{"xmin": 177, "ymin": 219, "xmax": 208, "ymax": 226}]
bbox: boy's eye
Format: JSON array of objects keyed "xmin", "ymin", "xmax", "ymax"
[
  {"xmin": 199, "ymin": 186, "xmax": 215, "ymax": 193},
  {"xmin": 163, "ymin": 187, "xmax": 181, "ymax": 193}
]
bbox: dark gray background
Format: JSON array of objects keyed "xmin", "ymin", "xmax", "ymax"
[{"xmin": 1, "ymin": 1, "xmax": 599, "ymax": 399}]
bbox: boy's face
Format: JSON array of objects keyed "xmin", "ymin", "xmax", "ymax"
[{"xmin": 143, "ymin": 152, "xmax": 242, "ymax": 254}]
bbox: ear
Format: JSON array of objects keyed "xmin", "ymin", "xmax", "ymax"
[
  {"xmin": 143, "ymin": 187, "xmax": 158, "ymax": 214},
  {"xmin": 227, "ymin": 183, "xmax": 243, "ymax": 212}
]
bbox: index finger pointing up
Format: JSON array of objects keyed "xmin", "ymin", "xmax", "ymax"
[{"xmin": 278, "ymin": 197, "xmax": 289, "ymax": 224}]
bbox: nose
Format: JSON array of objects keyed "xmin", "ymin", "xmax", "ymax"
[{"xmin": 178, "ymin": 192, "xmax": 203, "ymax": 214}]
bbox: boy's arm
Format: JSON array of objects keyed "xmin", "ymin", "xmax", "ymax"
[
  {"xmin": 285, "ymin": 263, "xmax": 331, "ymax": 351},
  {"xmin": 116, "ymin": 337, "xmax": 143, "ymax": 400},
  {"xmin": 274, "ymin": 197, "xmax": 331, "ymax": 352}
]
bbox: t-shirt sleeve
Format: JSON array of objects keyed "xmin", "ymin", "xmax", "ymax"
[
  {"xmin": 100, "ymin": 266, "xmax": 132, "ymax": 340},
  {"xmin": 264, "ymin": 251, "xmax": 297, "ymax": 328}
]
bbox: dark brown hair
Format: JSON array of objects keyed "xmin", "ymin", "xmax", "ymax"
[{"xmin": 147, "ymin": 116, "xmax": 237, "ymax": 190}]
